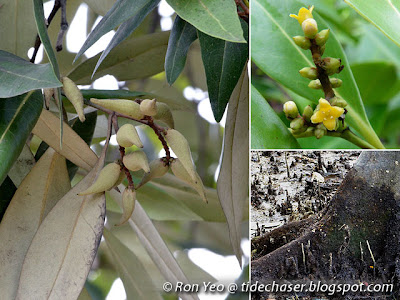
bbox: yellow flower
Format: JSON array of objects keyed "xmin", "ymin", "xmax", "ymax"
[
  {"xmin": 311, "ymin": 98, "xmax": 344, "ymax": 131},
  {"xmin": 290, "ymin": 6, "xmax": 314, "ymax": 25}
]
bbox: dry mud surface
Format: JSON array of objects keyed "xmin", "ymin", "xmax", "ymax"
[{"xmin": 251, "ymin": 151, "xmax": 360, "ymax": 238}]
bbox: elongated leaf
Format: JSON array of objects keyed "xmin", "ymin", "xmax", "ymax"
[
  {"xmin": 33, "ymin": 0, "xmax": 63, "ymax": 140},
  {"xmin": 198, "ymin": 21, "xmax": 248, "ymax": 122},
  {"xmin": 0, "ymin": 177, "xmax": 16, "ymax": 221},
  {"xmin": 166, "ymin": 0, "xmax": 245, "ymax": 43},
  {"xmin": 251, "ymin": 85, "xmax": 301, "ymax": 149},
  {"xmin": 0, "ymin": 148, "xmax": 70, "ymax": 300},
  {"xmin": 16, "ymin": 154, "xmax": 106, "ymax": 300},
  {"xmin": 0, "ymin": 51, "xmax": 62, "ymax": 97},
  {"xmin": 84, "ymin": 0, "xmax": 115, "ymax": 16},
  {"xmin": 103, "ymin": 228, "xmax": 163, "ymax": 300},
  {"xmin": 108, "ymin": 188, "xmax": 198, "ymax": 300},
  {"xmin": 32, "ymin": 110, "xmax": 98, "ymax": 171},
  {"xmin": 93, "ymin": 0, "xmax": 160, "ymax": 76},
  {"xmin": 252, "ymin": 0, "xmax": 384, "ymax": 149},
  {"xmin": 217, "ymin": 70, "xmax": 248, "ymax": 266},
  {"xmin": 351, "ymin": 62, "xmax": 399, "ymax": 105},
  {"xmin": 0, "ymin": 91, "xmax": 42, "ymax": 185},
  {"xmin": 0, "ymin": 0, "xmax": 36, "ymax": 58},
  {"xmin": 165, "ymin": 16, "xmax": 198, "ymax": 85},
  {"xmin": 344, "ymin": 0, "xmax": 400, "ymax": 47},
  {"xmin": 69, "ymin": 32, "xmax": 169, "ymax": 85},
  {"xmin": 75, "ymin": 0, "xmax": 157, "ymax": 61}
]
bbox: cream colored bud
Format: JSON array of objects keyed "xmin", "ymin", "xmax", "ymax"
[
  {"xmin": 293, "ymin": 36, "xmax": 311, "ymax": 50},
  {"xmin": 137, "ymin": 158, "xmax": 169, "ymax": 188},
  {"xmin": 171, "ymin": 159, "xmax": 207, "ymax": 203},
  {"xmin": 302, "ymin": 18, "xmax": 318, "ymax": 39},
  {"xmin": 153, "ymin": 102, "xmax": 174, "ymax": 128},
  {"xmin": 123, "ymin": 151, "xmax": 150, "ymax": 173},
  {"xmin": 90, "ymin": 98, "xmax": 144, "ymax": 120},
  {"xmin": 164, "ymin": 129, "xmax": 197, "ymax": 183},
  {"xmin": 283, "ymin": 101, "xmax": 299, "ymax": 119},
  {"xmin": 117, "ymin": 188, "xmax": 136, "ymax": 226},
  {"xmin": 62, "ymin": 77, "xmax": 85, "ymax": 122},
  {"xmin": 299, "ymin": 67, "xmax": 318, "ymax": 80},
  {"xmin": 140, "ymin": 99, "xmax": 158, "ymax": 116},
  {"xmin": 330, "ymin": 78, "xmax": 342, "ymax": 88},
  {"xmin": 79, "ymin": 162, "xmax": 121, "ymax": 195},
  {"xmin": 315, "ymin": 29, "xmax": 330, "ymax": 46},
  {"xmin": 308, "ymin": 79, "xmax": 322, "ymax": 89},
  {"xmin": 116, "ymin": 124, "xmax": 143, "ymax": 148}
]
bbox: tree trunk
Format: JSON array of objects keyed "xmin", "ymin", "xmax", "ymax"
[{"xmin": 251, "ymin": 151, "xmax": 400, "ymax": 299}]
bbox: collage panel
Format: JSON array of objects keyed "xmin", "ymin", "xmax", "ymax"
[
  {"xmin": 250, "ymin": 151, "xmax": 400, "ymax": 299},
  {"xmin": 251, "ymin": 0, "xmax": 400, "ymax": 150}
]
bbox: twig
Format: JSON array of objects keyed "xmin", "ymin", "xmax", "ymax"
[
  {"xmin": 111, "ymin": 115, "xmax": 135, "ymax": 189},
  {"xmin": 366, "ymin": 240, "xmax": 376, "ymax": 277},
  {"xmin": 56, "ymin": 0, "xmax": 68, "ymax": 51},
  {"xmin": 285, "ymin": 152, "xmax": 290, "ymax": 178}
]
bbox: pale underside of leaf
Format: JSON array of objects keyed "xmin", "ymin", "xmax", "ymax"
[
  {"xmin": 217, "ymin": 69, "xmax": 249, "ymax": 267},
  {"xmin": 0, "ymin": 148, "xmax": 70, "ymax": 300},
  {"xmin": 108, "ymin": 187, "xmax": 199, "ymax": 300},
  {"xmin": 103, "ymin": 228, "xmax": 163, "ymax": 300},
  {"xmin": 7, "ymin": 144, "xmax": 36, "ymax": 187},
  {"xmin": 16, "ymin": 153, "xmax": 106, "ymax": 300},
  {"xmin": 32, "ymin": 109, "xmax": 98, "ymax": 171}
]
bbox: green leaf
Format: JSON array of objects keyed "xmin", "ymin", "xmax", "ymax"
[
  {"xmin": 68, "ymin": 32, "xmax": 169, "ymax": 85},
  {"xmin": 93, "ymin": 0, "xmax": 160, "ymax": 77},
  {"xmin": 251, "ymin": 0, "xmax": 384, "ymax": 149},
  {"xmin": 351, "ymin": 62, "xmax": 400, "ymax": 105},
  {"xmin": 165, "ymin": 16, "xmax": 198, "ymax": 85},
  {"xmin": 33, "ymin": 0, "xmax": 63, "ymax": 143},
  {"xmin": 0, "ymin": 51, "xmax": 62, "ymax": 98},
  {"xmin": 166, "ymin": 0, "xmax": 245, "ymax": 43},
  {"xmin": 0, "ymin": 91, "xmax": 43, "ymax": 185},
  {"xmin": 344, "ymin": 0, "xmax": 400, "ymax": 48},
  {"xmin": 198, "ymin": 21, "xmax": 248, "ymax": 122},
  {"xmin": 103, "ymin": 228, "xmax": 163, "ymax": 300},
  {"xmin": 75, "ymin": 0, "xmax": 156, "ymax": 61},
  {"xmin": 0, "ymin": 0, "xmax": 36, "ymax": 59},
  {"xmin": 251, "ymin": 85, "xmax": 300, "ymax": 149}
]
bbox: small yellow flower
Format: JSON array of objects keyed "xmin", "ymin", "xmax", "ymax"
[
  {"xmin": 311, "ymin": 98, "xmax": 344, "ymax": 131},
  {"xmin": 290, "ymin": 6, "xmax": 314, "ymax": 25}
]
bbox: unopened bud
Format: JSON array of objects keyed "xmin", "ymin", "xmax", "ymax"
[
  {"xmin": 330, "ymin": 78, "xmax": 342, "ymax": 88},
  {"xmin": 140, "ymin": 99, "xmax": 158, "ymax": 116},
  {"xmin": 171, "ymin": 158, "xmax": 207, "ymax": 203},
  {"xmin": 123, "ymin": 151, "xmax": 150, "ymax": 173},
  {"xmin": 116, "ymin": 124, "xmax": 143, "ymax": 148},
  {"xmin": 315, "ymin": 29, "xmax": 330, "ymax": 46},
  {"xmin": 154, "ymin": 102, "xmax": 174, "ymax": 128},
  {"xmin": 137, "ymin": 158, "xmax": 169, "ymax": 188},
  {"xmin": 90, "ymin": 98, "xmax": 144, "ymax": 120},
  {"xmin": 302, "ymin": 18, "xmax": 318, "ymax": 39},
  {"xmin": 308, "ymin": 79, "xmax": 322, "ymax": 89},
  {"xmin": 330, "ymin": 97, "xmax": 348, "ymax": 108},
  {"xmin": 302, "ymin": 105, "xmax": 314, "ymax": 122},
  {"xmin": 117, "ymin": 188, "xmax": 136, "ymax": 226},
  {"xmin": 164, "ymin": 129, "xmax": 197, "ymax": 183},
  {"xmin": 290, "ymin": 117, "xmax": 305, "ymax": 130},
  {"xmin": 62, "ymin": 77, "xmax": 85, "ymax": 122},
  {"xmin": 322, "ymin": 58, "xmax": 343, "ymax": 75},
  {"xmin": 79, "ymin": 162, "xmax": 121, "ymax": 195},
  {"xmin": 315, "ymin": 128, "xmax": 326, "ymax": 139},
  {"xmin": 283, "ymin": 101, "xmax": 299, "ymax": 119},
  {"xmin": 299, "ymin": 67, "xmax": 318, "ymax": 80},
  {"xmin": 293, "ymin": 36, "xmax": 311, "ymax": 50}
]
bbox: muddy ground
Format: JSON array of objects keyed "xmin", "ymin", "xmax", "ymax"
[{"xmin": 251, "ymin": 151, "xmax": 360, "ymax": 239}]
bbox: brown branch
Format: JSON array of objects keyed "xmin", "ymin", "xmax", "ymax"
[
  {"xmin": 56, "ymin": 0, "xmax": 68, "ymax": 51},
  {"xmin": 309, "ymin": 39, "xmax": 335, "ymax": 100}
]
